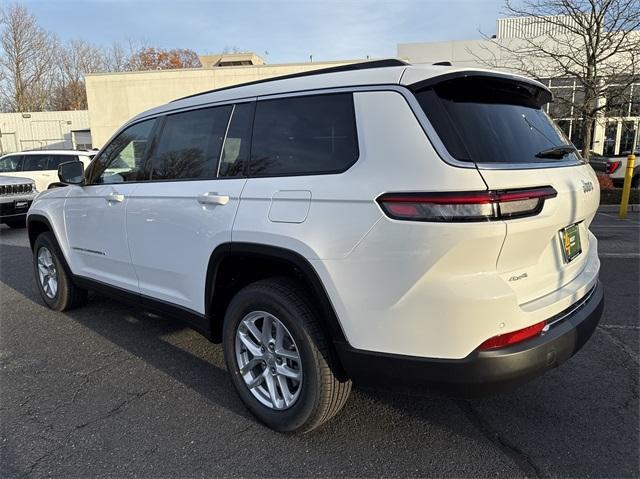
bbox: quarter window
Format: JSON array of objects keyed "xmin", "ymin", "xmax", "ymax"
[
  {"xmin": 250, "ymin": 93, "xmax": 359, "ymax": 176},
  {"xmin": 88, "ymin": 119, "xmax": 156, "ymax": 184},
  {"xmin": 146, "ymin": 105, "xmax": 232, "ymax": 181},
  {"xmin": 218, "ymin": 102, "xmax": 254, "ymax": 178}
]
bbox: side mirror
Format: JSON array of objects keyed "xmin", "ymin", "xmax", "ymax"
[{"xmin": 58, "ymin": 161, "xmax": 85, "ymax": 185}]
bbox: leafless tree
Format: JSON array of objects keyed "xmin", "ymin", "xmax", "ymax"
[
  {"xmin": 50, "ymin": 39, "xmax": 107, "ymax": 110},
  {"xmin": 0, "ymin": 3, "xmax": 206, "ymax": 113},
  {"xmin": 0, "ymin": 3, "xmax": 59, "ymax": 112},
  {"xmin": 472, "ymin": 0, "xmax": 640, "ymax": 159},
  {"xmin": 222, "ymin": 45, "xmax": 250, "ymax": 54},
  {"xmin": 103, "ymin": 42, "xmax": 129, "ymax": 72}
]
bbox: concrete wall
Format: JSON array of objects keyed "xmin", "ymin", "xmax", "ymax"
[
  {"xmin": 0, "ymin": 110, "xmax": 90, "ymax": 155},
  {"xmin": 86, "ymin": 60, "xmax": 357, "ymax": 147}
]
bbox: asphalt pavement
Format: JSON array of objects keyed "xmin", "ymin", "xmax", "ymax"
[{"xmin": 1, "ymin": 211, "xmax": 638, "ymax": 478}]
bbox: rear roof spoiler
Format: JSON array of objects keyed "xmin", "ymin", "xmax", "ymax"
[{"xmin": 407, "ymin": 70, "xmax": 552, "ymax": 106}]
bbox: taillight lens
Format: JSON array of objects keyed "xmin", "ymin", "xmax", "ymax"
[
  {"xmin": 377, "ymin": 187, "xmax": 557, "ymax": 222},
  {"xmin": 606, "ymin": 161, "xmax": 621, "ymax": 174},
  {"xmin": 478, "ymin": 321, "xmax": 546, "ymax": 350}
]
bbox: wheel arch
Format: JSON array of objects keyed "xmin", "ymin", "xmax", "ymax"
[
  {"xmin": 27, "ymin": 214, "xmax": 54, "ymax": 250},
  {"xmin": 205, "ymin": 243, "xmax": 348, "ymax": 348}
]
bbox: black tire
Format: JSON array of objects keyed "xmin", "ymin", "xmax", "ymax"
[
  {"xmin": 223, "ymin": 277, "xmax": 351, "ymax": 433},
  {"xmin": 33, "ymin": 232, "xmax": 87, "ymax": 311},
  {"xmin": 4, "ymin": 217, "xmax": 26, "ymax": 228}
]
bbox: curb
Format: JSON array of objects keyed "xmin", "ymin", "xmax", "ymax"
[{"xmin": 598, "ymin": 204, "xmax": 640, "ymax": 212}]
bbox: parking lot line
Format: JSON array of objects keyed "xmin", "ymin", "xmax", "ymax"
[{"xmin": 591, "ymin": 225, "xmax": 640, "ymax": 229}]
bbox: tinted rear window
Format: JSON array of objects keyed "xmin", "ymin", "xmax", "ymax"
[
  {"xmin": 415, "ymin": 76, "xmax": 579, "ymax": 164},
  {"xmin": 250, "ymin": 93, "xmax": 358, "ymax": 176}
]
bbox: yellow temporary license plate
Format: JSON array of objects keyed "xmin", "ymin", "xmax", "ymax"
[{"xmin": 559, "ymin": 223, "xmax": 582, "ymax": 263}]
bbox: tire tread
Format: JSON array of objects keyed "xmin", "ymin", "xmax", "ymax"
[{"xmin": 225, "ymin": 276, "xmax": 351, "ymax": 432}]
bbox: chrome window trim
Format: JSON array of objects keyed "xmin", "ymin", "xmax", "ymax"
[{"xmin": 103, "ymin": 83, "xmax": 586, "ymax": 175}]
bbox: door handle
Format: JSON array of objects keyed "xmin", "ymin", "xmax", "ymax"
[
  {"xmin": 106, "ymin": 192, "xmax": 125, "ymax": 203},
  {"xmin": 197, "ymin": 192, "xmax": 229, "ymax": 206}
]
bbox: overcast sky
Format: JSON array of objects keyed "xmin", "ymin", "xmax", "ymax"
[{"xmin": 19, "ymin": 0, "xmax": 505, "ymax": 63}]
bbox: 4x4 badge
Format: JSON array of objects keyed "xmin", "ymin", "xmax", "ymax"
[{"xmin": 582, "ymin": 180, "xmax": 594, "ymax": 193}]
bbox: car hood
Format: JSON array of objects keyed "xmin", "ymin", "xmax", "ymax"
[{"xmin": 0, "ymin": 175, "xmax": 34, "ymax": 185}]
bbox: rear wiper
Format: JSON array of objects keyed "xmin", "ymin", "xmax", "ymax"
[{"xmin": 535, "ymin": 144, "xmax": 576, "ymax": 159}]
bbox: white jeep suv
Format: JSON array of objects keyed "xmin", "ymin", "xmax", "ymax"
[
  {"xmin": 0, "ymin": 176, "xmax": 37, "ymax": 228},
  {"xmin": 0, "ymin": 150, "xmax": 94, "ymax": 192},
  {"xmin": 27, "ymin": 60, "xmax": 604, "ymax": 432}
]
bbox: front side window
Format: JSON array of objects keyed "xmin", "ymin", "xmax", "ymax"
[
  {"xmin": 0, "ymin": 155, "xmax": 23, "ymax": 173},
  {"xmin": 145, "ymin": 105, "xmax": 232, "ymax": 181},
  {"xmin": 250, "ymin": 93, "xmax": 359, "ymax": 176},
  {"xmin": 415, "ymin": 76, "xmax": 580, "ymax": 164},
  {"xmin": 88, "ymin": 119, "xmax": 156, "ymax": 184}
]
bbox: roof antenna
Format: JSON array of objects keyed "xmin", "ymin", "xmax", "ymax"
[{"xmin": 433, "ymin": 61, "xmax": 452, "ymax": 66}]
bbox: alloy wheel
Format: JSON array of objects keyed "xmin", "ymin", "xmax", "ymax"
[
  {"xmin": 235, "ymin": 311, "xmax": 303, "ymax": 410},
  {"xmin": 37, "ymin": 246, "xmax": 58, "ymax": 299}
]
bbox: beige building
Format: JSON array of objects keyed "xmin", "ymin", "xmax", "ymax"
[
  {"xmin": 86, "ymin": 55, "xmax": 361, "ymax": 147},
  {"xmin": 398, "ymin": 17, "xmax": 640, "ymax": 156},
  {"xmin": 0, "ymin": 110, "xmax": 91, "ymax": 155}
]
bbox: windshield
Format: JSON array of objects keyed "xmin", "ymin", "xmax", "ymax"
[{"xmin": 414, "ymin": 76, "xmax": 582, "ymax": 165}]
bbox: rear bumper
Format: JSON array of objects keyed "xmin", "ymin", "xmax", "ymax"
[{"xmin": 335, "ymin": 281, "xmax": 604, "ymax": 396}]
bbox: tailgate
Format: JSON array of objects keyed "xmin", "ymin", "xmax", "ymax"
[{"xmin": 479, "ymin": 164, "xmax": 600, "ymax": 305}]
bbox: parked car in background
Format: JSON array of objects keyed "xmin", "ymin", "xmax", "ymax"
[
  {"xmin": 585, "ymin": 151, "xmax": 609, "ymax": 174},
  {"xmin": 606, "ymin": 150, "xmax": 639, "ymax": 188},
  {"xmin": 0, "ymin": 150, "xmax": 94, "ymax": 192},
  {"xmin": 0, "ymin": 176, "xmax": 37, "ymax": 228}
]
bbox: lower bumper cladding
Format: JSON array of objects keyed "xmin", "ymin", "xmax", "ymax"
[{"xmin": 335, "ymin": 281, "xmax": 604, "ymax": 396}]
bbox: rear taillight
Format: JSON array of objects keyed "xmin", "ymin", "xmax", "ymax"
[
  {"xmin": 606, "ymin": 161, "xmax": 621, "ymax": 174},
  {"xmin": 478, "ymin": 320, "xmax": 546, "ymax": 350},
  {"xmin": 377, "ymin": 186, "xmax": 557, "ymax": 222}
]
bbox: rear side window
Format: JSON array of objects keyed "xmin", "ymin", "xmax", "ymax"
[
  {"xmin": 415, "ymin": 76, "xmax": 579, "ymax": 164},
  {"xmin": 146, "ymin": 105, "xmax": 232, "ymax": 181},
  {"xmin": 250, "ymin": 93, "xmax": 359, "ymax": 176},
  {"xmin": 49, "ymin": 155, "xmax": 78, "ymax": 169},
  {"xmin": 23, "ymin": 155, "xmax": 50, "ymax": 171}
]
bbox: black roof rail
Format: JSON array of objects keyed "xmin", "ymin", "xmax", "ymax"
[{"xmin": 171, "ymin": 58, "xmax": 410, "ymax": 103}]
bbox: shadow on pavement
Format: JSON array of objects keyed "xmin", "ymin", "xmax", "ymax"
[
  {"xmin": 0, "ymin": 242, "xmax": 250, "ymax": 419},
  {"xmin": 1, "ymin": 240, "xmax": 638, "ymax": 477}
]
